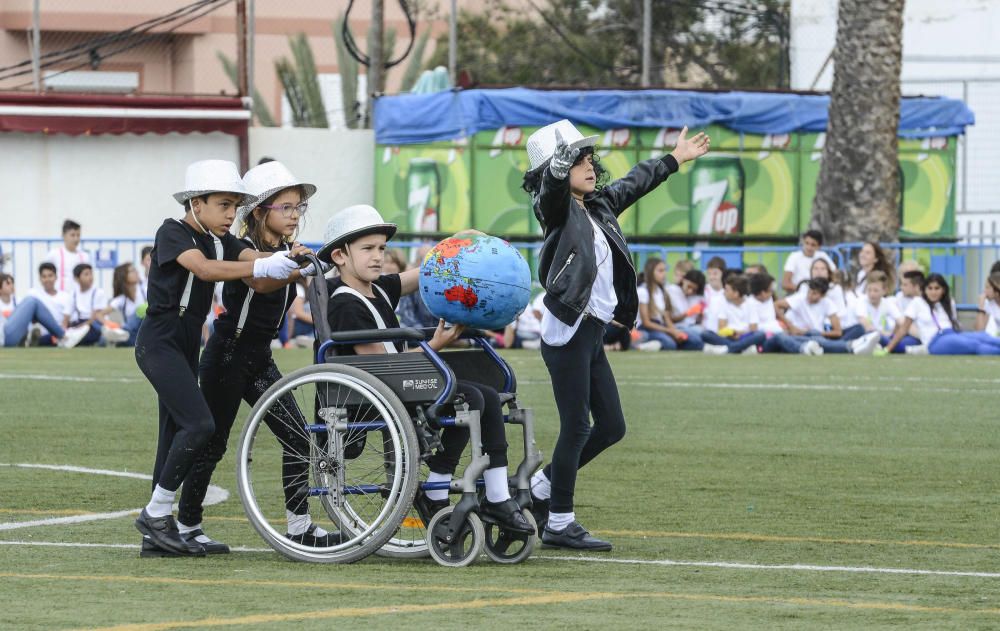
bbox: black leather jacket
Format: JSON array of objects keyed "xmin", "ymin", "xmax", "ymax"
[{"xmin": 533, "ymin": 154, "xmax": 679, "ymax": 328}]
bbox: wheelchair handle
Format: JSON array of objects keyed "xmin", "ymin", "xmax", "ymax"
[{"xmin": 294, "ymin": 253, "xmax": 323, "ymax": 274}]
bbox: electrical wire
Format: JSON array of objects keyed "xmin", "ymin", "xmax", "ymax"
[
  {"xmin": 0, "ymin": 0, "xmax": 232, "ymax": 83},
  {"xmin": 341, "ymin": 0, "xmax": 418, "ymax": 69}
]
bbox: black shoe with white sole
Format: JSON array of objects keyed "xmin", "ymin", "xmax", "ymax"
[
  {"xmin": 541, "ymin": 521, "xmax": 612, "ymax": 551},
  {"xmin": 134, "ymin": 510, "xmax": 205, "ymax": 557},
  {"xmin": 180, "ymin": 528, "xmax": 230, "ymax": 554}
]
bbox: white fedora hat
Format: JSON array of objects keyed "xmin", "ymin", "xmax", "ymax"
[
  {"xmin": 173, "ymin": 159, "xmax": 252, "ymax": 206},
  {"xmin": 238, "ymin": 161, "xmax": 317, "ymax": 222},
  {"xmin": 317, "ymin": 204, "xmax": 397, "ymax": 262},
  {"xmin": 526, "ymin": 119, "xmax": 599, "ymax": 171}
]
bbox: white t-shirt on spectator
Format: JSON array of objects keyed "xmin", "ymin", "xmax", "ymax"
[
  {"xmin": 665, "ymin": 284, "xmax": 689, "ymax": 322},
  {"xmin": 784, "ymin": 250, "xmax": 836, "ymax": 289},
  {"xmin": 702, "ymin": 293, "xmax": 726, "ymax": 332},
  {"xmin": 27, "ymin": 287, "xmax": 71, "ymax": 325},
  {"xmin": 903, "ymin": 297, "xmax": 953, "ymax": 344},
  {"xmin": 984, "ymin": 299, "xmax": 1000, "ymax": 336},
  {"xmin": 44, "ymin": 246, "xmax": 89, "ymax": 293},
  {"xmin": 894, "ymin": 291, "xmax": 915, "ymax": 314},
  {"xmin": 750, "ymin": 295, "xmax": 783, "ymax": 334},
  {"xmin": 70, "ymin": 286, "xmax": 108, "ymax": 322},
  {"xmin": 717, "ymin": 298, "xmax": 758, "ymax": 332},
  {"xmin": 636, "ymin": 284, "xmax": 669, "ymax": 326},
  {"xmin": 856, "ymin": 295, "xmax": 902, "ymax": 336},
  {"xmin": 109, "ymin": 294, "xmax": 139, "ymax": 320},
  {"xmin": 512, "ymin": 292, "xmax": 543, "ymax": 336},
  {"xmin": 0, "ymin": 295, "xmax": 16, "ymax": 319},
  {"xmin": 784, "ymin": 291, "xmax": 837, "ymax": 332}
]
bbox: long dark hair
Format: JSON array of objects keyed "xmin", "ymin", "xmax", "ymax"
[
  {"xmin": 923, "ymin": 273, "xmax": 959, "ymax": 330},
  {"xmin": 521, "ymin": 147, "xmax": 609, "ymax": 196},
  {"xmin": 112, "ymin": 263, "xmax": 135, "ymax": 301},
  {"xmin": 858, "ymin": 241, "xmax": 895, "ymax": 289},
  {"xmin": 641, "ymin": 257, "xmax": 672, "ymax": 322}
]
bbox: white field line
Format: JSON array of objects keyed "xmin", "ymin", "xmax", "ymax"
[
  {"xmin": 0, "ymin": 373, "xmax": 142, "ymax": 383},
  {"xmin": 0, "ymin": 463, "xmax": 228, "ymax": 531},
  {"xmin": 1, "ymin": 539, "xmax": 999, "ymax": 580},
  {"xmin": 520, "ymin": 379, "xmax": 1000, "ymax": 395}
]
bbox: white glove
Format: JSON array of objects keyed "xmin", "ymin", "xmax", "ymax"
[
  {"xmin": 301, "ymin": 260, "xmax": 331, "ymax": 277},
  {"xmin": 548, "ymin": 128, "xmax": 580, "ymax": 180},
  {"xmin": 253, "ymin": 250, "xmax": 298, "ymax": 280}
]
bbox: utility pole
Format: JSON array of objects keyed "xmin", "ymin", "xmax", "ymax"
[
  {"xmin": 367, "ymin": 0, "xmax": 384, "ymax": 128},
  {"xmin": 30, "ymin": 0, "xmax": 41, "ymax": 93},
  {"xmin": 236, "ymin": 0, "xmax": 249, "ymax": 171},
  {"xmin": 641, "ymin": 0, "xmax": 651, "ymax": 87},
  {"xmin": 449, "ymin": 0, "xmax": 457, "ymax": 85}
]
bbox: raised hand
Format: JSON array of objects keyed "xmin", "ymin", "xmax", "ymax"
[
  {"xmin": 548, "ymin": 128, "xmax": 580, "ymax": 180},
  {"xmin": 669, "ymin": 126, "xmax": 711, "ymax": 165},
  {"xmin": 429, "ymin": 318, "xmax": 466, "ymax": 351}
]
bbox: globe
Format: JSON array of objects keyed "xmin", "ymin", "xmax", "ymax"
[{"xmin": 419, "ymin": 234, "xmax": 531, "ymax": 330}]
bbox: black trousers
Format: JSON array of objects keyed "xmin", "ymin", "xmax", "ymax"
[
  {"xmin": 425, "ymin": 380, "xmax": 509, "ymax": 475},
  {"xmin": 135, "ymin": 315, "xmax": 216, "ymax": 493},
  {"xmin": 177, "ymin": 334, "xmax": 310, "ymax": 527},
  {"xmin": 540, "ymin": 316, "xmax": 627, "ymax": 513}
]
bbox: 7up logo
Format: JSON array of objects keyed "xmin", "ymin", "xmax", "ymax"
[{"xmin": 689, "ymin": 156, "xmax": 744, "ymax": 235}]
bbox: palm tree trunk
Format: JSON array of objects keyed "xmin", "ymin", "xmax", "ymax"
[{"xmin": 811, "ymin": 0, "xmax": 905, "ymax": 243}]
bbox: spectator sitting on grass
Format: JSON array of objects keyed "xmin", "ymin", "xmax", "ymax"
[
  {"xmin": 68, "ymin": 263, "xmax": 128, "ymax": 346},
  {"xmin": 0, "ymin": 273, "xmax": 15, "ymax": 318},
  {"xmin": 855, "ymin": 270, "xmax": 905, "ymax": 351},
  {"xmin": 894, "ymin": 260, "xmax": 922, "ymax": 308},
  {"xmin": 700, "ymin": 274, "xmax": 766, "ymax": 355},
  {"xmin": 395, "ymin": 247, "xmax": 438, "ymax": 329},
  {"xmin": 854, "ymin": 241, "xmax": 895, "ymax": 294},
  {"xmin": 504, "ymin": 290, "xmax": 544, "ymax": 349},
  {"xmin": 804, "ymin": 258, "xmax": 865, "ymax": 342},
  {"xmin": 782, "ymin": 229, "xmax": 836, "ymax": 295},
  {"xmin": 974, "ymin": 271, "xmax": 1000, "ymax": 337},
  {"xmin": 704, "ymin": 256, "xmax": 726, "ymax": 304},
  {"xmin": 138, "ymin": 245, "xmax": 153, "ymax": 301},
  {"xmin": 748, "ymin": 272, "xmax": 784, "ymax": 335},
  {"xmin": 672, "ymin": 259, "xmax": 695, "ymax": 286},
  {"xmin": 44, "ymin": 219, "xmax": 89, "ymax": 293},
  {"xmin": 636, "ymin": 257, "xmax": 703, "ymax": 352},
  {"xmin": 109, "ymin": 262, "xmax": 143, "ymax": 346},
  {"xmin": 26, "ymin": 262, "xmax": 71, "ymax": 346},
  {"xmin": 775, "ymin": 278, "xmax": 880, "ymax": 355}
]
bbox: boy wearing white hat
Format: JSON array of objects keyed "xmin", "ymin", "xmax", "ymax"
[
  {"xmin": 173, "ymin": 161, "xmax": 338, "ymax": 554},
  {"xmin": 316, "ymin": 205, "xmax": 535, "ymax": 535},
  {"xmin": 521, "ymin": 120, "xmax": 709, "ymax": 551},
  {"xmin": 135, "ymin": 159, "xmax": 310, "ymax": 558}
]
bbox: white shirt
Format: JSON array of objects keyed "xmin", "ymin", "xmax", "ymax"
[
  {"xmin": 109, "ymin": 293, "xmax": 139, "ymax": 320},
  {"xmin": 0, "ymin": 295, "xmax": 16, "ymax": 319},
  {"xmin": 750, "ymin": 295, "xmax": 783, "ymax": 334},
  {"xmin": 702, "ymin": 293, "xmax": 726, "ymax": 332},
  {"xmin": 855, "ymin": 295, "xmax": 902, "ymax": 336},
  {"xmin": 70, "ymin": 286, "xmax": 108, "ymax": 322},
  {"xmin": 44, "ymin": 246, "xmax": 89, "ymax": 293},
  {"xmin": 636, "ymin": 284, "xmax": 669, "ymax": 326},
  {"xmin": 984, "ymin": 300, "xmax": 1000, "ymax": 336},
  {"xmin": 666, "ymin": 284, "xmax": 690, "ymax": 323},
  {"xmin": 512, "ymin": 292, "xmax": 543, "ymax": 336},
  {"xmin": 540, "ymin": 213, "xmax": 618, "ymax": 346},
  {"xmin": 717, "ymin": 297, "xmax": 758, "ymax": 332},
  {"xmin": 784, "ymin": 291, "xmax": 837, "ymax": 332},
  {"xmin": 784, "ymin": 250, "xmax": 836, "ymax": 289},
  {"xmin": 895, "ymin": 291, "xmax": 914, "ymax": 314},
  {"xmin": 27, "ymin": 287, "xmax": 71, "ymax": 325},
  {"xmin": 903, "ymin": 297, "xmax": 954, "ymax": 344}
]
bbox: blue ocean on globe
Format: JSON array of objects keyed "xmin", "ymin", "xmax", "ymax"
[{"xmin": 419, "ymin": 234, "xmax": 531, "ymax": 330}]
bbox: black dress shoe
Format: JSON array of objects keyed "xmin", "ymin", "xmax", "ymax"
[
  {"xmin": 286, "ymin": 524, "xmax": 343, "ymax": 547},
  {"xmin": 528, "ymin": 493, "xmax": 549, "ymax": 534},
  {"xmin": 139, "ymin": 535, "xmax": 179, "ymax": 558},
  {"xmin": 541, "ymin": 521, "xmax": 612, "ymax": 551},
  {"xmin": 181, "ymin": 528, "xmax": 230, "ymax": 554},
  {"xmin": 412, "ymin": 489, "xmax": 449, "ymax": 527},
  {"xmin": 134, "ymin": 510, "xmax": 205, "ymax": 556},
  {"xmin": 479, "ymin": 498, "xmax": 536, "ymax": 534}
]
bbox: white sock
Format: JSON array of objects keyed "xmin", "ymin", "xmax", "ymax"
[
  {"xmin": 145, "ymin": 485, "xmax": 175, "ymax": 518},
  {"xmin": 286, "ymin": 511, "xmax": 318, "ymax": 536},
  {"xmin": 177, "ymin": 521, "xmax": 199, "ymax": 535},
  {"xmin": 530, "ymin": 469, "xmax": 551, "ymax": 500},
  {"xmin": 425, "ymin": 471, "xmax": 452, "ymax": 501},
  {"xmin": 483, "ymin": 466, "xmax": 511, "ymax": 503},
  {"xmin": 547, "ymin": 511, "xmax": 574, "ymax": 532}
]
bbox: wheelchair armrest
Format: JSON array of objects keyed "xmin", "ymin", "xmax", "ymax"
[{"xmin": 328, "ymin": 327, "xmax": 428, "ymax": 345}]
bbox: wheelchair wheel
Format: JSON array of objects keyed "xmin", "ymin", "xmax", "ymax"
[
  {"xmin": 236, "ymin": 363, "xmax": 419, "ymax": 564},
  {"xmin": 426, "ymin": 505, "xmax": 485, "ymax": 567},
  {"xmin": 483, "ymin": 509, "xmax": 536, "ymax": 564},
  {"xmin": 375, "ymin": 460, "xmax": 431, "ymax": 558}
]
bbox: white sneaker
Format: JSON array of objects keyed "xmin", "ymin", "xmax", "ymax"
[
  {"xmin": 850, "ymin": 332, "xmax": 881, "ymax": 355},
  {"xmin": 521, "ymin": 338, "xmax": 542, "ymax": 350},
  {"xmin": 741, "ymin": 345, "xmax": 759, "ymax": 355},
  {"xmin": 703, "ymin": 344, "xmax": 729, "ymax": 355},
  {"xmin": 102, "ymin": 327, "xmax": 130, "ymax": 344},
  {"xmin": 637, "ymin": 340, "xmax": 662, "ymax": 351},
  {"xmin": 800, "ymin": 340, "xmax": 824, "ymax": 356},
  {"xmin": 905, "ymin": 344, "xmax": 928, "ymax": 355},
  {"xmin": 270, "ymin": 339, "xmax": 283, "ymax": 350},
  {"xmin": 58, "ymin": 324, "xmax": 90, "ymax": 349}
]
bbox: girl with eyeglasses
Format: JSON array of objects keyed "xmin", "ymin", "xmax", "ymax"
[{"xmin": 167, "ymin": 161, "xmax": 336, "ymax": 557}]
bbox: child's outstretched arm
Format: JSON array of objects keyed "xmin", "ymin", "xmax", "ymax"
[
  {"xmin": 603, "ymin": 126, "xmax": 710, "ymax": 216},
  {"xmin": 532, "ymin": 130, "xmax": 579, "ymax": 230}
]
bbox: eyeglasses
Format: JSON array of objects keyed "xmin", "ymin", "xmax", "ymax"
[{"xmin": 262, "ymin": 202, "xmax": 309, "ymax": 218}]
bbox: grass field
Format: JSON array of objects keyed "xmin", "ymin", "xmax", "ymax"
[{"xmin": 2, "ymin": 348, "xmax": 1000, "ymax": 629}]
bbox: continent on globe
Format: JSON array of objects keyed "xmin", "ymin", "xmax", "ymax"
[{"xmin": 419, "ymin": 234, "xmax": 531, "ymax": 330}]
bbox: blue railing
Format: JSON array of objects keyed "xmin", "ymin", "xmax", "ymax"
[{"xmin": 1, "ymin": 236, "xmax": 995, "ymax": 310}]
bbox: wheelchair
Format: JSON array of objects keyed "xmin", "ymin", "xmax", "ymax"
[{"xmin": 234, "ymin": 256, "xmax": 543, "ymax": 567}]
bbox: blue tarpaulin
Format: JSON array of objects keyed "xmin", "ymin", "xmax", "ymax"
[{"xmin": 374, "ymin": 87, "xmax": 975, "ymax": 145}]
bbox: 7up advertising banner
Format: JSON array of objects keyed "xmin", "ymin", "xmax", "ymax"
[{"xmin": 375, "ymin": 124, "xmax": 958, "ymax": 240}]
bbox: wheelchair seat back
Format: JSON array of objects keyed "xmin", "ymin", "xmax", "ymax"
[
  {"xmin": 324, "ymin": 353, "xmax": 450, "ymax": 405},
  {"xmin": 438, "ymin": 348, "xmax": 516, "ymax": 394}
]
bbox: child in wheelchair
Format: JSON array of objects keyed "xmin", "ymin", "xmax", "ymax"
[{"xmin": 316, "ymin": 204, "xmax": 534, "ymax": 536}]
